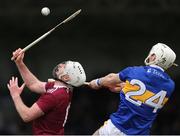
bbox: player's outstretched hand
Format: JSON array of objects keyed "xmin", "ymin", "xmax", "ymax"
[
  {"xmin": 7, "ymin": 77, "xmax": 25, "ymax": 99},
  {"xmin": 11, "ymin": 48, "xmax": 25, "ymax": 63},
  {"xmin": 83, "ymin": 82, "xmax": 90, "ymax": 86}
]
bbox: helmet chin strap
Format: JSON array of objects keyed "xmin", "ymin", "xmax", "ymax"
[{"xmin": 53, "ymin": 76, "xmax": 69, "ymax": 86}]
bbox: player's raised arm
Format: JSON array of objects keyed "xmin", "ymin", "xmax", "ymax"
[
  {"xmin": 88, "ymin": 73, "xmax": 124, "ymax": 92},
  {"xmin": 7, "ymin": 77, "xmax": 44, "ymax": 122},
  {"xmin": 12, "ymin": 48, "xmax": 46, "ymax": 94}
]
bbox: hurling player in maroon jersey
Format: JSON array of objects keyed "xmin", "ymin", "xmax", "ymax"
[{"xmin": 8, "ymin": 48, "xmax": 86, "ymax": 135}]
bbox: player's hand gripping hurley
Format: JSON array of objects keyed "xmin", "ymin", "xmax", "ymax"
[{"xmin": 11, "ymin": 9, "xmax": 81, "ymax": 60}]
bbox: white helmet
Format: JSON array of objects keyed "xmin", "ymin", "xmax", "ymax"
[
  {"xmin": 144, "ymin": 43, "xmax": 177, "ymax": 70},
  {"xmin": 53, "ymin": 61, "xmax": 86, "ymax": 87}
]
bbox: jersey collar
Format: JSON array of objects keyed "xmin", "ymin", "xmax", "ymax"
[{"xmin": 150, "ymin": 65, "xmax": 164, "ymax": 72}]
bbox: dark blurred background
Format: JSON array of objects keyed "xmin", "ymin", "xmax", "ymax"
[{"xmin": 0, "ymin": 0, "xmax": 180, "ymax": 134}]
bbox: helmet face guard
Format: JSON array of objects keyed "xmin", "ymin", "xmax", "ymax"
[
  {"xmin": 144, "ymin": 43, "xmax": 176, "ymax": 70},
  {"xmin": 52, "ymin": 61, "xmax": 66, "ymax": 80},
  {"xmin": 52, "ymin": 65, "xmax": 60, "ymax": 80},
  {"xmin": 52, "ymin": 61, "xmax": 86, "ymax": 87}
]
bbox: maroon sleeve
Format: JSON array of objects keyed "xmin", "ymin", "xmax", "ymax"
[
  {"xmin": 45, "ymin": 82, "xmax": 55, "ymax": 91},
  {"xmin": 36, "ymin": 93, "xmax": 57, "ymax": 113}
]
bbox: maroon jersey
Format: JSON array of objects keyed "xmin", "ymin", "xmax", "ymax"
[{"xmin": 32, "ymin": 82, "xmax": 73, "ymax": 135}]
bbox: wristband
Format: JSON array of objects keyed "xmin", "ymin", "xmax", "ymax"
[{"xmin": 95, "ymin": 78, "xmax": 101, "ymax": 87}]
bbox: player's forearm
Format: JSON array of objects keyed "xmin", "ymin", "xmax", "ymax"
[
  {"xmin": 93, "ymin": 73, "xmax": 122, "ymax": 89},
  {"xmin": 12, "ymin": 95, "xmax": 32, "ymax": 122},
  {"xmin": 15, "ymin": 62, "xmax": 40, "ymax": 89},
  {"xmin": 101, "ymin": 73, "xmax": 121, "ymax": 87},
  {"xmin": 95, "ymin": 77, "xmax": 112, "ymax": 88},
  {"xmin": 89, "ymin": 77, "xmax": 113, "ymax": 90}
]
